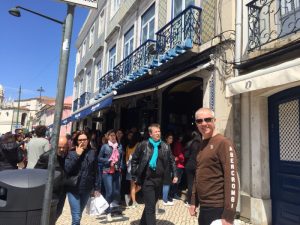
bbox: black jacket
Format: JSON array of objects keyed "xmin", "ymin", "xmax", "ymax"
[
  {"xmin": 0, "ymin": 142, "xmax": 23, "ymax": 171},
  {"xmin": 64, "ymin": 148, "xmax": 101, "ymax": 194},
  {"xmin": 131, "ymin": 140, "xmax": 177, "ymax": 185},
  {"xmin": 184, "ymin": 136, "xmax": 202, "ymax": 170}
]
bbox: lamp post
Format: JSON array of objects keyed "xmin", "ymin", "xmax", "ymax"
[
  {"xmin": 16, "ymin": 85, "xmax": 21, "ymax": 129},
  {"xmin": 9, "ymin": 4, "xmax": 75, "ymax": 225}
]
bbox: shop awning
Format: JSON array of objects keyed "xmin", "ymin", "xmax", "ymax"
[
  {"xmin": 72, "ymin": 95, "xmax": 113, "ymax": 121},
  {"xmin": 225, "ymin": 57, "xmax": 300, "ymax": 97},
  {"xmin": 115, "ymin": 61, "xmax": 213, "ymax": 99}
]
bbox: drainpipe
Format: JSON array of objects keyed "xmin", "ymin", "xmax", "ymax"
[{"xmin": 234, "ymin": 0, "xmax": 242, "ymax": 215}]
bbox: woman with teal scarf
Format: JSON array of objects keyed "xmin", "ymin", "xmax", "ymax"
[{"xmin": 131, "ymin": 123, "xmax": 178, "ymax": 225}]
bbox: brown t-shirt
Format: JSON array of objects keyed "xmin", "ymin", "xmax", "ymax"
[{"xmin": 191, "ymin": 134, "xmax": 238, "ymax": 223}]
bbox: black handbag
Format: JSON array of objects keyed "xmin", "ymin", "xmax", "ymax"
[{"xmin": 64, "ymin": 173, "xmax": 80, "ymax": 187}]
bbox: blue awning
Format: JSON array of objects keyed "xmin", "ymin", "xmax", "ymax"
[{"xmin": 72, "ymin": 95, "xmax": 113, "ymax": 121}]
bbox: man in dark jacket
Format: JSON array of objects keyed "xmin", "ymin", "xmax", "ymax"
[
  {"xmin": 34, "ymin": 136, "xmax": 70, "ymax": 220},
  {"xmin": 0, "ymin": 133, "xmax": 24, "ymax": 171},
  {"xmin": 131, "ymin": 123, "xmax": 178, "ymax": 225}
]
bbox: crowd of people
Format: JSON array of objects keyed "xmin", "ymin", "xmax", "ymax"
[{"xmin": 0, "ymin": 107, "xmax": 239, "ymax": 225}]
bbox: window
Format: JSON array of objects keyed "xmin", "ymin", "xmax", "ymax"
[
  {"xmin": 95, "ymin": 61, "xmax": 102, "ymax": 91},
  {"xmin": 89, "ymin": 25, "xmax": 94, "ymax": 48},
  {"xmin": 173, "ymin": 0, "xmax": 194, "ymax": 17},
  {"xmin": 111, "ymin": 0, "xmax": 121, "ymax": 16},
  {"xmin": 86, "ymin": 71, "xmax": 92, "ymax": 92},
  {"xmin": 108, "ymin": 45, "xmax": 116, "ymax": 71},
  {"xmin": 76, "ymin": 48, "xmax": 81, "ymax": 65},
  {"xmin": 141, "ymin": 4, "xmax": 155, "ymax": 43},
  {"xmin": 98, "ymin": 11, "xmax": 104, "ymax": 37},
  {"xmin": 79, "ymin": 77, "xmax": 84, "ymax": 96},
  {"xmin": 82, "ymin": 39, "xmax": 87, "ymax": 57},
  {"xmin": 124, "ymin": 26, "xmax": 134, "ymax": 57},
  {"xmin": 281, "ymin": 0, "xmax": 300, "ymax": 15},
  {"xmin": 74, "ymin": 82, "xmax": 78, "ymax": 99}
]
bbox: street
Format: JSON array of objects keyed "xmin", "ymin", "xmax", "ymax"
[{"xmin": 56, "ymin": 198, "xmax": 199, "ymax": 225}]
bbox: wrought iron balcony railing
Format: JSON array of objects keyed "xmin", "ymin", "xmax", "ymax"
[
  {"xmin": 247, "ymin": 0, "xmax": 300, "ymax": 51},
  {"xmin": 96, "ymin": 5, "xmax": 203, "ymax": 99},
  {"xmin": 79, "ymin": 92, "xmax": 91, "ymax": 108},
  {"xmin": 73, "ymin": 98, "xmax": 79, "ymax": 112},
  {"xmin": 156, "ymin": 5, "xmax": 202, "ymax": 54}
]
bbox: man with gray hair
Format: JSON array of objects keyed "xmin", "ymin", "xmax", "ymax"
[
  {"xmin": 189, "ymin": 108, "xmax": 239, "ymax": 225},
  {"xmin": 26, "ymin": 125, "xmax": 50, "ymax": 168}
]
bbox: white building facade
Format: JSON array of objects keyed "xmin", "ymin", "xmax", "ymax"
[{"xmin": 225, "ymin": 1, "xmax": 300, "ymax": 225}]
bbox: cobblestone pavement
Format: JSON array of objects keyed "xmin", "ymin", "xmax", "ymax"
[{"xmin": 56, "ymin": 198, "xmax": 199, "ymax": 225}]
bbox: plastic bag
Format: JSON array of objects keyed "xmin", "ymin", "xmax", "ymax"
[{"xmin": 86, "ymin": 195, "xmax": 109, "ymax": 216}]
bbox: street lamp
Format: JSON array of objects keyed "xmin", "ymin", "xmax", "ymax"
[
  {"xmin": 9, "ymin": 6, "xmax": 64, "ymax": 24},
  {"xmin": 9, "ymin": 4, "xmax": 75, "ymax": 225}
]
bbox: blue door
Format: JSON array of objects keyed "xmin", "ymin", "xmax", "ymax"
[{"xmin": 268, "ymin": 86, "xmax": 300, "ymax": 225}]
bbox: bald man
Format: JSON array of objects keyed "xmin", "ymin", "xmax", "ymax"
[{"xmin": 34, "ymin": 135, "xmax": 70, "ymax": 220}]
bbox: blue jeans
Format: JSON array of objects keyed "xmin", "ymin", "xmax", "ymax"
[
  {"xmin": 102, "ymin": 172, "xmax": 121, "ymax": 213},
  {"xmin": 162, "ymin": 185, "xmax": 170, "ymax": 203},
  {"xmin": 67, "ymin": 191, "xmax": 90, "ymax": 225},
  {"xmin": 171, "ymin": 168, "xmax": 184, "ymax": 198}
]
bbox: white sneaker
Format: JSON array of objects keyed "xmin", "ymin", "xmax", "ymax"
[
  {"xmin": 163, "ymin": 201, "xmax": 174, "ymax": 206},
  {"xmin": 124, "ymin": 194, "xmax": 131, "ymax": 207},
  {"xmin": 184, "ymin": 202, "xmax": 190, "ymax": 207},
  {"xmin": 106, "ymin": 213, "xmax": 112, "ymax": 222}
]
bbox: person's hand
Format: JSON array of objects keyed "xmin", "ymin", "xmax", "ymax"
[
  {"xmin": 94, "ymin": 190, "xmax": 101, "ymax": 197},
  {"xmin": 172, "ymin": 176, "xmax": 178, "ymax": 184},
  {"xmin": 188, "ymin": 205, "xmax": 197, "ymax": 216},
  {"xmin": 75, "ymin": 143, "xmax": 85, "ymax": 156},
  {"xmin": 221, "ymin": 219, "xmax": 232, "ymax": 225},
  {"xmin": 110, "ymin": 161, "xmax": 115, "ymax": 167}
]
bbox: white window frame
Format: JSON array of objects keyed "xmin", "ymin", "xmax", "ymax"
[
  {"xmin": 281, "ymin": 0, "xmax": 300, "ymax": 15},
  {"xmin": 76, "ymin": 48, "xmax": 81, "ymax": 66},
  {"xmin": 98, "ymin": 11, "xmax": 105, "ymax": 37},
  {"xmin": 79, "ymin": 77, "xmax": 84, "ymax": 97},
  {"xmin": 111, "ymin": 0, "xmax": 121, "ymax": 17},
  {"xmin": 95, "ymin": 61, "xmax": 102, "ymax": 91},
  {"xmin": 86, "ymin": 70, "xmax": 92, "ymax": 93},
  {"xmin": 124, "ymin": 26, "xmax": 134, "ymax": 58},
  {"xmin": 108, "ymin": 45, "xmax": 116, "ymax": 71},
  {"xmin": 74, "ymin": 82, "xmax": 79, "ymax": 99},
  {"xmin": 141, "ymin": 4, "xmax": 155, "ymax": 44},
  {"xmin": 89, "ymin": 25, "xmax": 95, "ymax": 48},
  {"xmin": 82, "ymin": 39, "xmax": 87, "ymax": 58}
]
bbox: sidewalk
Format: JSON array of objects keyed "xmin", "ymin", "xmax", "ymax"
[{"xmin": 56, "ymin": 198, "xmax": 198, "ymax": 225}]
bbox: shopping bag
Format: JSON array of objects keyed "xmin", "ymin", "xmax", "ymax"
[
  {"xmin": 86, "ymin": 195, "xmax": 109, "ymax": 216},
  {"xmin": 210, "ymin": 219, "xmax": 236, "ymax": 225},
  {"xmin": 86, "ymin": 197, "xmax": 98, "ymax": 216}
]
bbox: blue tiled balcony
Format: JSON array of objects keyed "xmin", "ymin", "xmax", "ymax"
[{"xmin": 96, "ymin": 5, "xmax": 202, "ymax": 100}]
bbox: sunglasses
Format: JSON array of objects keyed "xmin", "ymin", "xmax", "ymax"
[{"xmin": 195, "ymin": 117, "xmax": 214, "ymax": 124}]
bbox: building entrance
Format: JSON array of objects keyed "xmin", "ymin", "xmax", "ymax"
[
  {"xmin": 268, "ymin": 86, "xmax": 300, "ymax": 225},
  {"xmin": 162, "ymin": 77, "xmax": 203, "ymax": 135}
]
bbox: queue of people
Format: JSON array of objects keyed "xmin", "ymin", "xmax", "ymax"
[{"xmin": 0, "ymin": 107, "xmax": 239, "ymax": 225}]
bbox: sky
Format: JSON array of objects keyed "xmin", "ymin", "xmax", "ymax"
[{"xmin": 0, "ymin": 0, "xmax": 89, "ymax": 101}]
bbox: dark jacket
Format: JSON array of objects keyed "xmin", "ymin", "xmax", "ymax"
[
  {"xmin": 98, "ymin": 143, "xmax": 123, "ymax": 173},
  {"xmin": 131, "ymin": 140, "xmax": 177, "ymax": 185},
  {"xmin": 0, "ymin": 142, "xmax": 23, "ymax": 171},
  {"xmin": 184, "ymin": 136, "xmax": 202, "ymax": 170},
  {"xmin": 64, "ymin": 148, "xmax": 100, "ymax": 194}
]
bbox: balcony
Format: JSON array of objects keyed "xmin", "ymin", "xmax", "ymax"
[
  {"xmin": 73, "ymin": 98, "xmax": 79, "ymax": 112},
  {"xmin": 247, "ymin": 0, "xmax": 300, "ymax": 51},
  {"xmin": 96, "ymin": 5, "xmax": 202, "ymax": 99},
  {"xmin": 156, "ymin": 5, "xmax": 202, "ymax": 57},
  {"xmin": 79, "ymin": 92, "xmax": 91, "ymax": 108}
]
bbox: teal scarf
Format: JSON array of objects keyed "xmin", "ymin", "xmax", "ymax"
[{"xmin": 148, "ymin": 138, "xmax": 161, "ymax": 170}]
